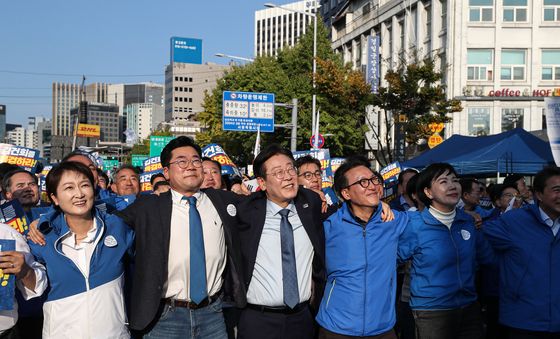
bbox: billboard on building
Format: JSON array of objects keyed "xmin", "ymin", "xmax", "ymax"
[
  {"xmin": 366, "ymin": 36, "xmax": 380, "ymax": 93},
  {"xmin": 170, "ymin": 37, "xmax": 203, "ymax": 64}
]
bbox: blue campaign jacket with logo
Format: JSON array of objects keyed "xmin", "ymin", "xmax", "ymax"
[
  {"xmin": 397, "ymin": 208, "xmax": 495, "ymax": 310},
  {"xmin": 316, "ymin": 203, "xmax": 409, "ymax": 336},
  {"xmin": 29, "ymin": 207, "xmax": 135, "ymax": 339},
  {"xmin": 483, "ymin": 203, "xmax": 560, "ymax": 332}
]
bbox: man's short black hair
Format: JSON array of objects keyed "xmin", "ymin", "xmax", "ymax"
[
  {"xmin": 533, "ymin": 166, "xmax": 560, "ymax": 194},
  {"xmin": 252, "ymin": 144, "xmax": 295, "ymax": 179},
  {"xmin": 398, "ymin": 168, "xmax": 419, "ymax": 185},
  {"xmin": 333, "ymin": 155, "xmax": 371, "ymax": 198},
  {"xmin": 152, "ymin": 180, "xmax": 170, "ymax": 191},
  {"xmin": 2, "ymin": 169, "xmax": 37, "ymax": 193},
  {"xmin": 150, "ymin": 173, "xmax": 166, "ymax": 185},
  {"xmin": 112, "ymin": 164, "xmax": 140, "ymax": 182},
  {"xmin": 97, "ymin": 168, "xmax": 109, "ymax": 184},
  {"xmin": 416, "ymin": 163, "xmax": 458, "ymax": 207},
  {"xmin": 460, "ymin": 177, "xmax": 479, "ymax": 195},
  {"xmin": 61, "ymin": 150, "xmax": 97, "ymax": 165},
  {"xmin": 202, "ymin": 157, "xmax": 222, "ymax": 172},
  {"xmin": 295, "ymin": 155, "xmax": 321, "ymax": 172},
  {"xmin": 503, "ymin": 173, "xmax": 525, "ymax": 189},
  {"xmin": 405, "ymin": 172, "xmax": 420, "ymax": 207},
  {"xmin": 160, "ymin": 136, "xmax": 201, "ymax": 167}
]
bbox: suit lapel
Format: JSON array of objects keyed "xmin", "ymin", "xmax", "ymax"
[
  {"xmin": 159, "ymin": 191, "xmax": 173, "ymax": 261},
  {"xmin": 247, "ymin": 195, "xmax": 267, "ymax": 275}
]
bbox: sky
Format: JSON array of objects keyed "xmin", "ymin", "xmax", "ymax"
[{"xmin": 0, "ymin": 0, "xmax": 292, "ymax": 125}]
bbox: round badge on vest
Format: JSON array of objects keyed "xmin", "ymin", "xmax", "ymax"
[
  {"xmin": 461, "ymin": 229, "xmax": 471, "ymax": 241},
  {"xmin": 227, "ymin": 204, "xmax": 237, "ymax": 217},
  {"xmin": 104, "ymin": 235, "xmax": 118, "ymax": 247}
]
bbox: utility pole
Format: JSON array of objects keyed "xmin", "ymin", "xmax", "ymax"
[{"xmin": 72, "ymin": 75, "xmax": 86, "ymax": 151}]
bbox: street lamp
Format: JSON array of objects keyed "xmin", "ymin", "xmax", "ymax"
[
  {"xmin": 264, "ymin": 2, "xmax": 319, "ymax": 147},
  {"xmin": 215, "ymin": 53, "xmax": 254, "ymax": 63}
]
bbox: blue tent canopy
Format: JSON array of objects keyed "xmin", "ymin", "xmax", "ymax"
[{"xmin": 402, "ymin": 128, "xmax": 555, "ymax": 176}]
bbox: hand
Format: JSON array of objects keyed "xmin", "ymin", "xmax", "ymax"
[
  {"xmin": 463, "ymin": 210, "xmax": 483, "ymax": 229},
  {"xmin": 27, "ymin": 219, "xmax": 46, "ymax": 246},
  {"xmin": 0, "ymin": 251, "xmax": 30, "ymax": 280},
  {"xmin": 380, "ymin": 202, "xmax": 395, "ymax": 222}
]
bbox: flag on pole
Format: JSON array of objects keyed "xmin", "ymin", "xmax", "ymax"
[{"xmin": 254, "ymin": 125, "xmax": 261, "ymax": 159}]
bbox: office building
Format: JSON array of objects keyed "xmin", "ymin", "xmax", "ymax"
[
  {"xmin": 0, "ymin": 105, "xmax": 5, "ymax": 142},
  {"xmin": 322, "ymin": 0, "xmax": 560, "ymax": 139},
  {"xmin": 70, "ymin": 102, "xmax": 120, "ymax": 142},
  {"xmin": 52, "ymin": 82, "xmax": 109, "ymax": 136},
  {"xmin": 164, "ymin": 62, "xmax": 229, "ymax": 121},
  {"xmin": 255, "ymin": 0, "xmax": 320, "ymax": 57},
  {"xmin": 125, "ymin": 103, "xmax": 165, "ymax": 141}
]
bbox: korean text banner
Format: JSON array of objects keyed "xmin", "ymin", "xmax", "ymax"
[
  {"xmin": 545, "ymin": 97, "xmax": 560, "ymax": 166},
  {"xmin": 0, "ymin": 239, "xmax": 16, "ymax": 311},
  {"xmin": 143, "ymin": 156, "xmax": 162, "ymax": 173},
  {"xmin": 0, "ymin": 200, "xmax": 29, "ymax": 236},
  {"xmin": 293, "ymin": 149, "xmax": 333, "ymax": 188},
  {"xmin": 0, "ymin": 144, "xmax": 40, "ymax": 173},
  {"xmin": 140, "ymin": 170, "xmax": 163, "ymax": 192},
  {"xmin": 202, "ymin": 144, "xmax": 241, "ymax": 176}
]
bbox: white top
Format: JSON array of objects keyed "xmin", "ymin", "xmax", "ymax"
[
  {"xmin": 60, "ymin": 220, "xmax": 99, "ymax": 279},
  {"xmin": 429, "ymin": 206, "xmax": 457, "ymax": 229},
  {"xmin": 539, "ymin": 207, "xmax": 560, "ymax": 236},
  {"xmin": 164, "ymin": 189, "xmax": 226, "ymax": 301},
  {"xmin": 247, "ymin": 200, "xmax": 313, "ymax": 307},
  {"xmin": 0, "ymin": 224, "xmax": 47, "ymax": 333}
]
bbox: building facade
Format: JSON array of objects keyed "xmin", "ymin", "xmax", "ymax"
[
  {"xmin": 255, "ymin": 0, "xmax": 320, "ymax": 57},
  {"xmin": 0, "ymin": 105, "xmax": 5, "ymax": 142},
  {"xmin": 52, "ymin": 82, "xmax": 110, "ymax": 136},
  {"xmin": 125, "ymin": 103, "xmax": 165, "ymax": 141},
  {"xmin": 164, "ymin": 62, "xmax": 229, "ymax": 121},
  {"xmin": 322, "ymin": 0, "xmax": 560, "ymax": 141},
  {"xmin": 70, "ymin": 103, "xmax": 120, "ymax": 142}
]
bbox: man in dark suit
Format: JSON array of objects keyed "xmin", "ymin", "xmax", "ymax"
[
  {"xmin": 389, "ymin": 168, "xmax": 418, "ymax": 212},
  {"xmin": 118, "ymin": 136, "xmax": 246, "ymax": 338},
  {"xmin": 236, "ymin": 145, "xmax": 326, "ymax": 339}
]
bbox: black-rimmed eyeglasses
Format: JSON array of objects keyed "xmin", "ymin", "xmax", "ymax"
[{"xmin": 345, "ymin": 176, "xmax": 381, "ymax": 189}]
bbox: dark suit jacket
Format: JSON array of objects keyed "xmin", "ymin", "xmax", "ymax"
[
  {"xmin": 117, "ymin": 188, "xmax": 246, "ymax": 332},
  {"xmin": 236, "ymin": 187, "xmax": 326, "ymax": 313}
]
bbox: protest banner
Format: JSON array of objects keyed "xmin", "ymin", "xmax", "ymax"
[
  {"xmin": 380, "ymin": 162, "xmax": 402, "ymax": 201},
  {"xmin": 202, "ymin": 144, "xmax": 241, "ymax": 177},
  {"xmin": 0, "ymin": 144, "xmax": 41, "ymax": 173},
  {"xmin": 143, "ymin": 156, "xmax": 162, "ymax": 173},
  {"xmin": 0, "ymin": 239, "xmax": 15, "ymax": 310},
  {"xmin": 545, "ymin": 97, "xmax": 560, "ymax": 166},
  {"xmin": 293, "ymin": 149, "xmax": 333, "ymax": 188},
  {"xmin": 140, "ymin": 170, "xmax": 163, "ymax": 192},
  {"xmin": 0, "ymin": 201, "xmax": 29, "ymax": 236}
]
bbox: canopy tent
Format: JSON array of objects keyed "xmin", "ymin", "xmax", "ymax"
[{"xmin": 402, "ymin": 128, "xmax": 555, "ymax": 176}]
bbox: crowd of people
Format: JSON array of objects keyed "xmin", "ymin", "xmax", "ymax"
[{"xmin": 0, "ymin": 136, "xmax": 559, "ymax": 339}]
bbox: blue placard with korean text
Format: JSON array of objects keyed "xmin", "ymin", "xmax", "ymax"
[{"xmin": 222, "ymin": 91, "xmax": 275, "ymax": 132}]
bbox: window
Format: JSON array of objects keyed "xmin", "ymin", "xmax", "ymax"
[
  {"xmin": 544, "ymin": 0, "xmax": 560, "ymax": 21},
  {"xmin": 542, "ymin": 50, "xmax": 560, "ymax": 80},
  {"xmin": 501, "ymin": 49, "xmax": 526, "ymax": 80},
  {"xmin": 468, "ymin": 108, "xmax": 491, "ymax": 136},
  {"xmin": 469, "ymin": 0, "xmax": 493, "ymax": 22},
  {"xmin": 502, "ymin": 108, "xmax": 524, "ymax": 131},
  {"xmin": 467, "ymin": 49, "xmax": 493, "ymax": 80},
  {"xmin": 503, "ymin": 0, "xmax": 527, "ymax": 22}
]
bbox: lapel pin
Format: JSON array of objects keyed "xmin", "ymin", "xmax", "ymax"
[{"xmin": 303, "ymin": 203, "xmax": 309, "ymax": 208}]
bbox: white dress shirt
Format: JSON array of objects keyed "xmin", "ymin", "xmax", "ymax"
[
  {"xmin": 60, "ymin": 220, "xmax": 99, "ymax": 279},
  {"xmin": 0, "ymin": 224, "xmax": 47, "ymax": 334},
  {"xmin": 247, "ymin": 200, "xmax": 313, "ymax": 307},
  {"xmin": 539, "ymin": 207, "xmax": 560, "ymax": 236},
  {"xmin": 164, "ymin": 189, "xmax": 226, "ymax": 301}
]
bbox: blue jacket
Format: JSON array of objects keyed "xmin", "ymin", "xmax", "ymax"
[
  {"xmin": 316, "ymin": 203, "xmax": 409, "ymax": 336},
  {"xmin": 397, "ymin": 208, "xmax": 495, "ymax": 310},
  {"xmin": 30, "ymin": 207, "xmax": 134, "ymax": 339},
  {"xmin": 483, "ymin": 203, "xmax": 560, "ymax": 332}
]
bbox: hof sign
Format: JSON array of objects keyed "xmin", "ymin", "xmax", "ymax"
[{"xmin": 222, "ymin": 91, "xmax": 275, "ymax": 132}]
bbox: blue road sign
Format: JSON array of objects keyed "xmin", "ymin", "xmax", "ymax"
[{"xmin": 222, "ymin": 91, "xmax": 275, "ymax": 132}]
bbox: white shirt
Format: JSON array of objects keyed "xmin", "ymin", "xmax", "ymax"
[
  {"xmin": 0, "ymin": 224, "xmax": 47, "ymax": 333},
  {"xmin": 539, "ymin": 207, "xmax": 560, "ymax": 236},
  {"xmin": 164, "ymin": 189, "xmax": 226, "ymax": 301},
  {"xmin": 60, "ymin": 220, "xmax": 99, "ymax": 279},
  {"xmin": 247, "ymin": 200, "xmax": 313, "ymax": 307}
]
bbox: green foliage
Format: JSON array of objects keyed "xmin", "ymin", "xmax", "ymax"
[
  {"xmin": 369, "ymin": 54, "xmax": 462, "ymax": 165},
  {"xmin": 196, "ymin": 17, "xmax": 371, "ymax": 165}
]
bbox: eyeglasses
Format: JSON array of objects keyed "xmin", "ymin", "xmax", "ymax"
[
  {"xmin": 168, "ymin": 158, "xmax": 203, "ymax": 169},
  {"xmin": 346, "ymin": 176, "xmax": 381, "ymax": 189},
  {"xmin": 267, "ymin": 166, "xmax": 297, "ymax": 180},
  {"xmin": 299, "ymin": 170, "xmax": 322, "ymax": 180},
  {"xmin": 501, "ymin": 193, "xmax": 519, "ymax": 199}
]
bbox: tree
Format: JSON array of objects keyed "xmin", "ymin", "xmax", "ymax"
[
  {"xmin": 368, "ymin": 55, "xmax": 462, "ymax": 166},
  {"xmin": 196, "ymin": 18, "xmax": 372, "ymax": 166}
]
